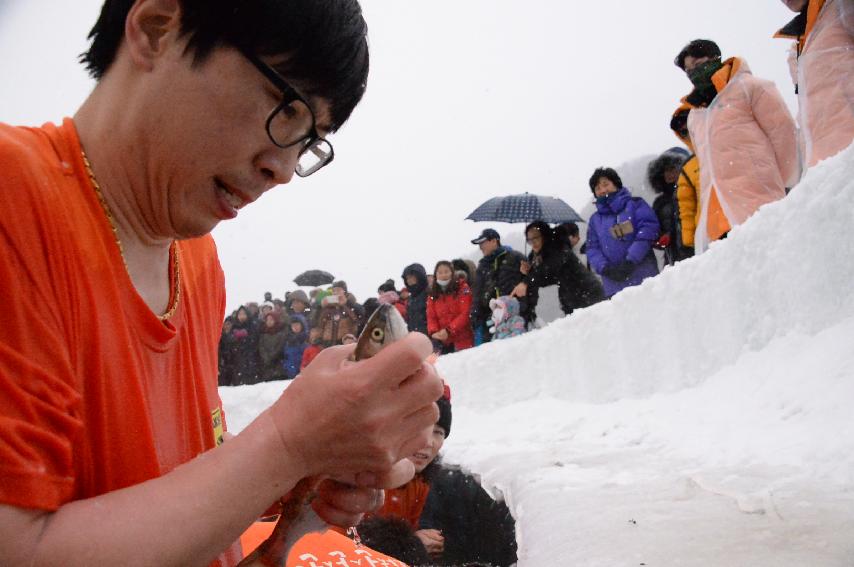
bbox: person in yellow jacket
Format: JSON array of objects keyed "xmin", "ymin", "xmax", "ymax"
[
  {"xmin": 777, "ymin": 0, "xmax": 854, "ymax": 169},
  {"xmin": 672, "ymin": 39, "xmax": 800, "ymax": 253},
  {"xmin": 670, "ymin": 105, "xmax": 703, "ymax": 249}
]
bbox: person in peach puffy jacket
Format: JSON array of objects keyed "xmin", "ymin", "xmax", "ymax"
[
  {"xmin": 674, "ymin": 39, "xmax": 800, "ymax": 253},
  {"xmin": 777, "ymin": 0, "xmax": 854, "ymax": 169}
]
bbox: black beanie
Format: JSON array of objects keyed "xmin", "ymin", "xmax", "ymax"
[{"xmin": 436, "ymin": 395, "xmax": 452, "ymax": 438}]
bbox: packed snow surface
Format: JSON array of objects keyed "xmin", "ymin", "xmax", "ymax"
[{"xmin": 221, "ymin": 144, "xmax": 854, "ymax": 566}]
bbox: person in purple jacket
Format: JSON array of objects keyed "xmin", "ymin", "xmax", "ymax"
[{"xmin": 586, "ymin": 167, "xmax": 661, "ymax": 298}]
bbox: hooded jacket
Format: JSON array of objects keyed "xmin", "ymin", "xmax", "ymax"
[
  {"xmin": 283, "ymin": 314, "xmax": 309, "ymax": 379},
  {"xmin": 230, "ymin": 308, "xmax": 261, "ymax": 385},
  {"xmin": 218, "ymin": 319, "xmax": 239, "ymax": 387},
  {"xmin": 647, "ymin": 150, "xmax": 694, "ymax": 264},
  {"xmin": 258, "ymin": 311, "xmax": 288, "ymax": 382},
  {"xmin": 586, "ymin": 187, "xmax": 660, "ymax": 298},
  {"xmin": 285, "ymin": 289, "xmax": 312, "ymax": 327},
  {"xmin": 402, "ymin": 263, "xmax": 429, "ymax": 335},
  {"xmin": 686, "ymin": 57, "xmax": 799, "ymax": 252},
  {"xmin": 489, "ymin": 296, "xmax": 526, "ymax": 340},
  {"xmin": 776, "ymin": 0, "xmax": 854, "ymax": 168}
]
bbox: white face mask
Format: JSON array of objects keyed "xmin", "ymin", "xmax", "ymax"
[{"xmin": 437, "ymin": 278, "xmax": 451, "ymax": 288}]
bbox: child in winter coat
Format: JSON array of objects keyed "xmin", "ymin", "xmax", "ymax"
[
  {"xmin": 282, "ymin": 314, "xmax": 309, "ymax": 379},
  {"xmin": 488, "ymin": 296, "xmax": 526, "ymax": 340},
  {"xmin": 426, "ymin": 261, "xmax": 474, "ymax": 355}
]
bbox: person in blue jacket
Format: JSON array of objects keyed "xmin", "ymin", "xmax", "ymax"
[
  {"xmin": 586, "ymin": 167, "xmax": 660, "ymax": 298},
  {"xmin": 282, "ymin": 313, "xmax": 309, "ymax": 379}
]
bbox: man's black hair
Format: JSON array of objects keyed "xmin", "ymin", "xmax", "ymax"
[
  {"xmin": 674, "ymin": 39, "xmax": 721, "ymax": 71},
  {"xmin": 556, "ymin": 221, "xmax": 579, "ymax": 240},
  {"xmin": 80, "ymin": 0, "xmax": 369, "ymax": 130},
  {"xmin": 589, "ymin": 167, "xmax": 623, "ymax": 192}
]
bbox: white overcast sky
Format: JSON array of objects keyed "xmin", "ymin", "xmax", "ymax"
[{"xmin": 0, "ymin": 1, "xmax": 798, "ymax": 311}]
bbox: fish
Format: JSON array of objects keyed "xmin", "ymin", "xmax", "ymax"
[
  {"xmin": 353, "ymin": 304, "xmax": 409, "ymax": 361},
  {"xmin": 241, "ymin": 303, "xmax": 411, "ymax": 565}
]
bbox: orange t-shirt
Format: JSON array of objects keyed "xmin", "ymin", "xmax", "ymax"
[
  {"xmin": 287, "ymin": 529, "xmax": 409, "ymax": 566},
  {"xmin": 239, "ymin": 523, "xmax": 410, "ymax": 566},
  {"xmin": 372, "ymin": 476, "xmax": 431, "ymax": 530},
  {"xmin": 0, "ymin": 119, "xmax": 240, "ymax": 566}
]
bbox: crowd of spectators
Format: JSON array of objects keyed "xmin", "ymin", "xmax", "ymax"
[
  {"xmin": 218, "ymin": 222, "xmax": 610, "ymax": 386},
  {"xmin": 221, "ymin": 6, "xmax": 854, "ymax": 388},
  {"xmin": 223, "ymin": 5, "xmax": 852, "ymax": 563}
]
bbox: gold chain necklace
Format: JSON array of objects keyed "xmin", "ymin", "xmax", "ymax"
[{"xmin": 81, "ymin": 150, "xmax": 181, "ymax": 321}]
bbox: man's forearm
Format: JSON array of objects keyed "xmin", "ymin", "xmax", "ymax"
[{"xmin": 1, "ymin": 410, "xmax": 301, "ymax": 567}]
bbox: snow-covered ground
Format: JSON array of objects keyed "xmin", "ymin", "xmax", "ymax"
[{"xmin": 221, "ymin": 143, "xmax": 854, "ymax": 565}]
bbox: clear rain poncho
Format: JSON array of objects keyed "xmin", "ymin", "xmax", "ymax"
[
  {"xmin": 687, "ymin": 58, "xmax": 800, "ymax": 253},
  {"xmin": 795, "ymin": 0, "xmax": 854, "ymax": 168}
]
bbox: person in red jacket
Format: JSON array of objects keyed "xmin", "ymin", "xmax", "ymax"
[{"xmin": 426, "ymin": 261, "xmax": 474, "ymax": 355}]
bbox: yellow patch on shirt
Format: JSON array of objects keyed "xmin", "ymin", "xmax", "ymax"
[{"xmin": 212, "ymin": 407, "xmax": 224, "ymax": 446}]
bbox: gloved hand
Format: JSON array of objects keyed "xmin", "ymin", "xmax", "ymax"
[
  {"xmin": 601, "ymin": 260, "xmax": 635, "ymax": 282},
  {"xmin": 654, "ymin": 234, "xmax": 671, "ymax": 249}
]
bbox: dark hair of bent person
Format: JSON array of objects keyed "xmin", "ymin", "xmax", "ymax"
[
  {"xmin": 356, "ymin": 516, "xmax": 431, "ymax": 565},
  {"xmin": 555, "ymin": 221, "xmax": 579, "ymax": 240},
  {"xmin": 588, "ymin": 167, "xmax": 623, "ymax": 191},
  {"xmin": 80, "ymin": 0, "xmax": 369, "ymax": 130},
  {"xmin": 429, "ymin": 260, "xmax": 460, "ymax": 299}
]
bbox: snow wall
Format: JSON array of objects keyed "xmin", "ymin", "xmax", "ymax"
[{"xmin": 437, "ymin": 145, "xmax": 854, "ymax": 408}]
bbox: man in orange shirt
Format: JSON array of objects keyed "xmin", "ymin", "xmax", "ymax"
[{"xmin": 0, "ymin": 1, "xmax": 443, "ymax": 566}]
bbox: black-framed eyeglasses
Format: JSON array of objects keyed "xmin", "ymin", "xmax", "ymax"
[{"xmin": 238, "ymin": 48, "xmax": 334, "ymax": 177}]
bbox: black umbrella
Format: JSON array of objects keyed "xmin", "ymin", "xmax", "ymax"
[
  {"xmin": 293, "ymin": 269, "xmax": 335, "ymax": 287},
  {"xmin": 465, "ymin": 192, "xmax": 583, "ymax": 224}
]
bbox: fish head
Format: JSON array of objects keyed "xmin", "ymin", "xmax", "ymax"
[{"xmin": 354, "ymin": 304, "xmax": 409, "ymax": 360}]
